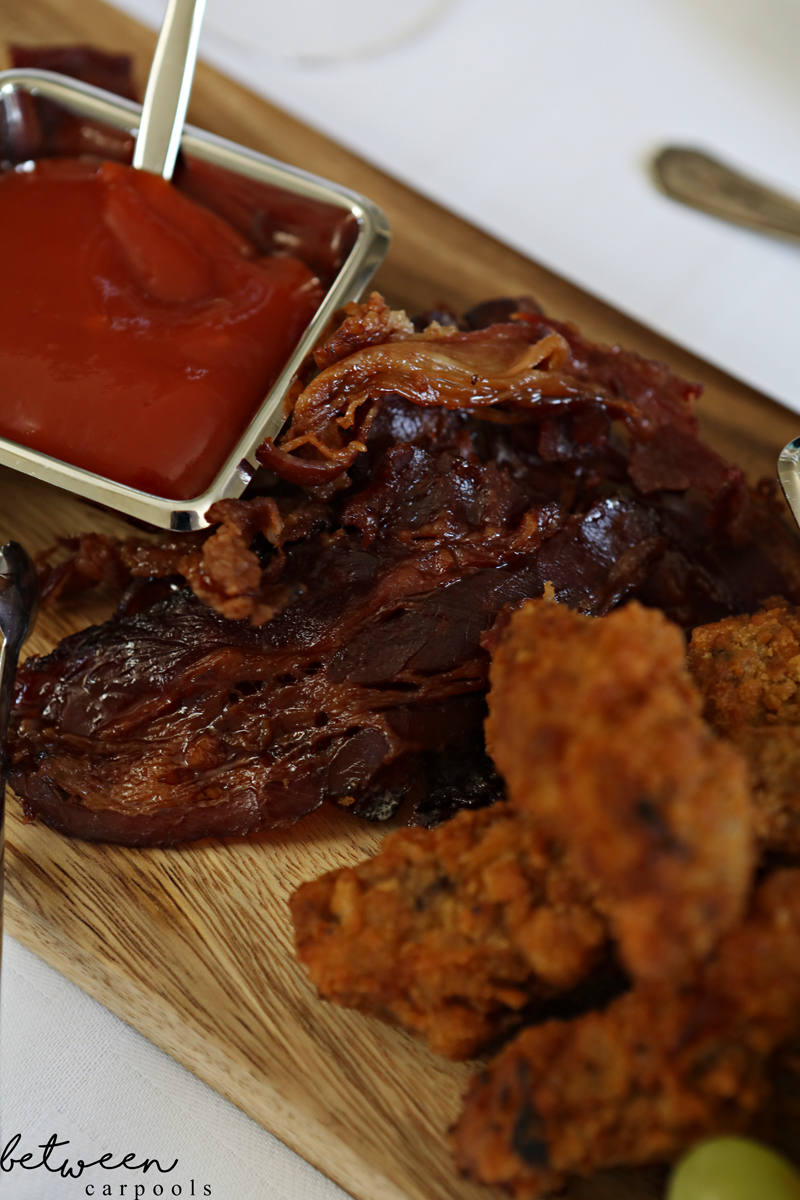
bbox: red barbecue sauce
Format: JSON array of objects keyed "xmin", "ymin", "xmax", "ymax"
[{"xmin": 0, "ymin": 158, "xmax": 324, "ymax": 501}]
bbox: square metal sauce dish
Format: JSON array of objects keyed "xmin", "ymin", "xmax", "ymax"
[{"xmin": 0, "ymin": 68, "xmax": 390, "ymax": 531}]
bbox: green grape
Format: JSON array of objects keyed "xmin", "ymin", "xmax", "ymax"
[{"xmin": 668, "ymin": 1137, "xmax": 800, "ymax": 1200}]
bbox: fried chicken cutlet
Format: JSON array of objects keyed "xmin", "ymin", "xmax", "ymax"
[
  {"xmin": 485, "ymin": 598, "xmax": 754, "ymax": 981},
  {"xmin": 292, "ymin": 597, "xmax": 755, "ymax": 1056},
  {"xmin": 689, "ymin": 599, "xmax": 800, "ymax": 854},
  {"xmin": 291, "ymin": 804, "xmax": 607, "ymax": 1060},
  {"xmin": 452, "ymin": 868, "xmax": 800, "ymax": 1198}
]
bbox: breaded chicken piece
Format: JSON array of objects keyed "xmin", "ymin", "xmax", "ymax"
[
  {"xmin": 452, "ymin": 869, "xmax": 800, "ymax": 1198},
  {"xmin": 486, "ymin": 598, "xmax": 754, "ymax": 981},
  {"xmin": 689, "ymin": 599, "xmax": 800, "ymax": 853},
  {"xmin": 291, "ymin": 804, "xmax": 607, "ymax": 1060}
]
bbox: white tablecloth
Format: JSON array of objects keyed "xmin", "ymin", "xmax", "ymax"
[
  {"xmin": 1, "ymin": 935, "xmax": 348, "ymax": 1199},
  {"xmin": 5, "ymin": 1, "xmax": 800, "ymax": 1196}
]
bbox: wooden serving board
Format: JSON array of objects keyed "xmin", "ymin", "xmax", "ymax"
[{"xmin": 2, "ymin": 4, "xmax": 800, "ymax": 1200}]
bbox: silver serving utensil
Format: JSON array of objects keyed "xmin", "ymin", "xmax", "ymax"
[
  {"xmin": 133, "ymin": 0, "xmax": 207, "ymax": 180},
  {"xmin": 0, "ymin": 543, "xmax": 39, "ymax": 984},
  {"xmin": 778, "ymin": 439, "xmax": 800, "ymax": 533},
  {"xmin": 653, "ymin": 146, "xmax": 800, "ymax": 246}
]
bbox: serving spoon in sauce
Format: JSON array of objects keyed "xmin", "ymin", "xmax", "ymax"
[
  {"xmin": 133, "ymin": 0, "xmax": 207, "ymax": 180},
  {"xmin": 0, "ymin": 0, "xmax": 389, "ymax": 531},
  {"xmin": 0, "ymin": 543, "xmax": 39, "ymax": 986}
]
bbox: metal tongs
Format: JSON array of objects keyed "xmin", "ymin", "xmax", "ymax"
[{"xmin": 0, "ymin": 543, "xmax": 39, "ymax": 985}]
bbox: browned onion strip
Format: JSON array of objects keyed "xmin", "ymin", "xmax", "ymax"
[
  {"xmin": 256, "ymin": 439, "xmax": 362, "ymax": 485},
  {"xmin": 260, "ymin": 325, "xmax": 629, "ymax": 483}
]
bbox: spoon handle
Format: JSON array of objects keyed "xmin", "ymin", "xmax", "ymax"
[
  {"xmin": 133, "ymin": 0, "xmax": 207, "ymax": 180},
  {"xmin": 653, "ymin": 147, "xmax": 800, "ymax": 247}
]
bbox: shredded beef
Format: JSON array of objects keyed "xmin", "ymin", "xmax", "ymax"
[{"xmin": 9, "ymin": 297, "xmax": 800, "ymax": 845}]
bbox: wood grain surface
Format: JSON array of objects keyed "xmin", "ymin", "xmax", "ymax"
[{"xmin": 1, "ymin": 4, "xmax": 798, "ymax": 1200}]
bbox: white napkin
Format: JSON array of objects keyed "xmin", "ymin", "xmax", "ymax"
[{"xmin": 1, "ymin": 935, "xmax": 349, "ymax": 1199}]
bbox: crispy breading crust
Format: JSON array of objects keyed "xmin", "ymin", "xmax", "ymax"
[
  {"xmin": 485, "ymin": 598, "xmax": 754, "ymax": 981},
  {"xmin": 452, "ymin": 869, "xmax": 800, "ymax": 1198},
  {"xmin": 290, "ymin": 596, "xmax": 764, "ymax": 1193},
  {"xmin": 689, "ymin": 599, "xmax": 800, "ymax": 853},
  {"xmin": 291, "ymin": 804, "xmax": 607, "ymax": 1060}
]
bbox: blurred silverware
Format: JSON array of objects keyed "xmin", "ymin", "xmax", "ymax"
[
  {"xmin": 0, "ymin": 542, "xmax": 39, "ymax": 984},
  {"xmin": 653, "ymin": 146, "xmax": 800, "ymax": 246}
]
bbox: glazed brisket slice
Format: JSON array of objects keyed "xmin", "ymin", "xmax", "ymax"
[
  {"xmin": 8, "ymin": 481, "xmax": 656, "ymax": 846},
  {"xmin": 5, "ymin": 542, "xmax": 538, "ymax": 847}
]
